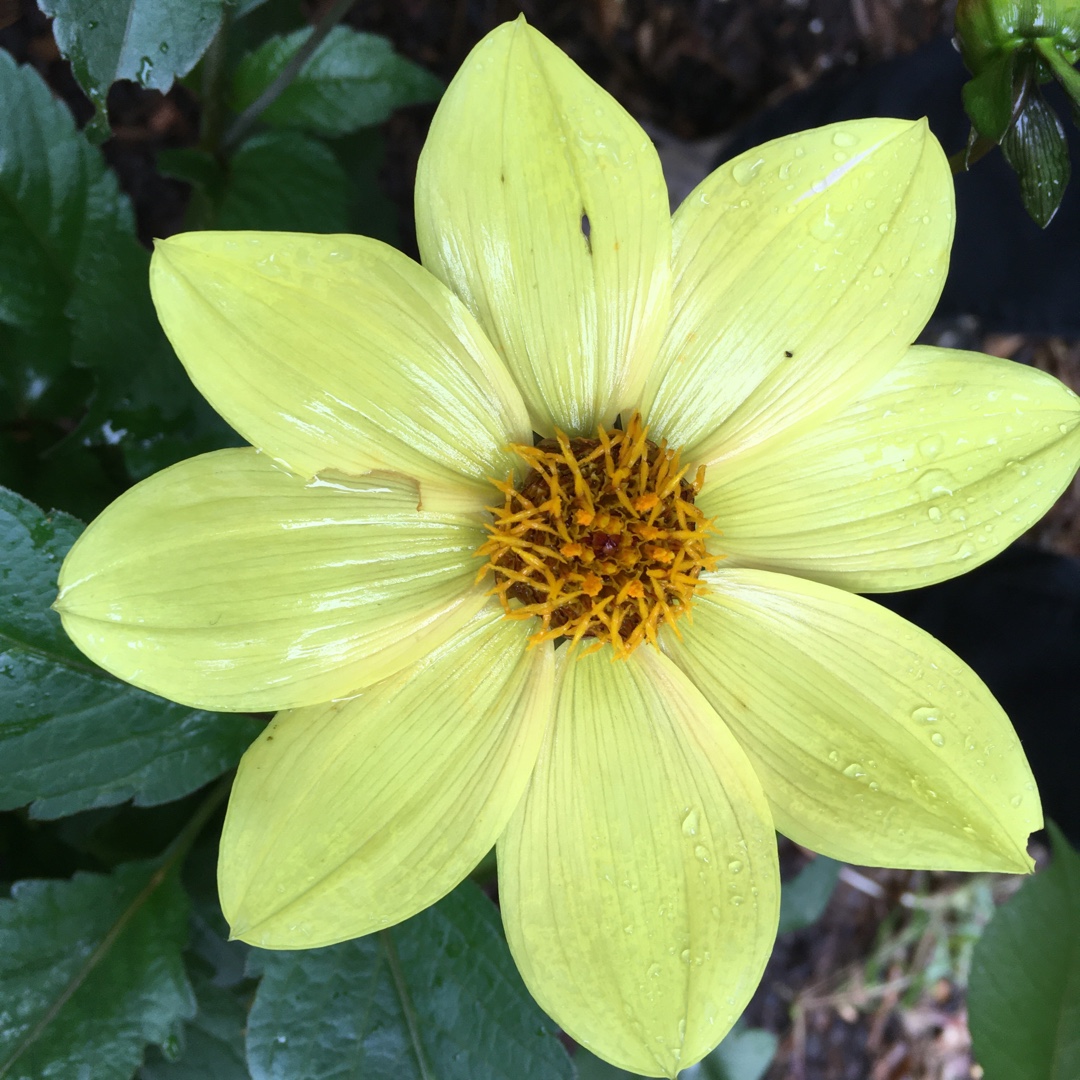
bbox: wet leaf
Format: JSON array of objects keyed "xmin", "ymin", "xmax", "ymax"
[
  {"xmin": 37, "ymin": 0, "xmax": 225, "ymax": 140},
  {"xmin": 246, "ymin": 879, "xmax": 574, "ymax": 1080},
  {"xmin": 1001, "ymin": 82, "xmax": 1071, "ymax": 227},
  {"xmin": 0, "ymin": 859, "xmax": 194, "ymax": 1079}
]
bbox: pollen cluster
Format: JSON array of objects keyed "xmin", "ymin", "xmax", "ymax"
[{"xmin": 476, "ymin": 413, "xmax": 718, "ymax": 658}]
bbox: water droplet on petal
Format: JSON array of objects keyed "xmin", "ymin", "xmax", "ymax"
[
  {"xmin": 727, "ymin": 860, "xmax": 743, "ymax": 873},
  {"xmin": 732, "ymin": 157, "xmax": 764, "ymax": 185},
  {"xmin": 931, "ymin": 732, "xmax": 945, "ymax": 747},
  {"xmin": 681, "ymin": 810, "xmax": 699, "ymax": 836}
]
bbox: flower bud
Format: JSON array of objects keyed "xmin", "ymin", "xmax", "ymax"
[{"xmin": 955, "ymin": 0, "xmax": 1080, "ymax": 72}]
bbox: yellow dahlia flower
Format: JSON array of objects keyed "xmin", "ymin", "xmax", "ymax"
[{"xmin": 55, "ymin": 17, "xmax": 1080, "ymax": 1078}]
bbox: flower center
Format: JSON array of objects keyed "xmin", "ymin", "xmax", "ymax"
[{"xmin": 475, "ymin": 412, "xmax": 717, "ymax": 658}]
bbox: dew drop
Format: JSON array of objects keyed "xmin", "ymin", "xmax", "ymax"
[
  {"xmin": 137, "ymin": 55, "xmax": 154, "ymax": 84},
  {"xmin": 833, "ymin": 130, "xmax": 858, "ymax": 147},
  {"xmin": 868, "ymin": 781, "xmax": 880, "ymax": 792},
  {"xmin": 680, "ymin": 949, "xmax": 691, "ymax": 965},
  {"xmin": 927, "ymin": 506, "xmax": 943, "ymax": 523},
  {"xmin": 694, "ymin": 845, "xmax": 711, "ymax": 864},
  {"xmin": 732, "ymin": 157, "xmax": 764, "ymax": 185},
  {"xmin": 647, "ymin": 963, "xmax": 662, "ymax": 978},
  {"xmin": 1011, "ymin": 794, "xmax": 1023, "ymax": 808},
  {"xmin": 918, "ymin": 434, "xmax": 943, "ymax": 458},
  {"xmin": 911, "ymin": 706, "xmax": 940, "ymax": 725},
  {"xmin": 681, "ymin": 810, "xmax": 699, "ymax": 836},
  {"xmin": 931, "ymin": 732, "xmax": 945, "ymax": 747},
  {"xmin": 828, "ymin": 749, "xmax": 840, "ymax": 763},
  {"xmin": 727, "ymin": 860, "xmax": 743, "ymax": 874},
  {"xmin": 809, "ymin": 209, "xmax": 837, "ymax": 240},
  {"xmin": 842, "ymin": 763, "xmax": 866, "ymax": 779},
  {"xmin": 731, "ymin": 895, "xmax": 744, "ymax": 906}
]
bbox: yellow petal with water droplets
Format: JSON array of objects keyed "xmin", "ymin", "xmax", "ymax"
[
  {"xmin": 663, "ymin": 570, "xmax": 1040, "ymax": 873},
  {"xmin": 699, "ymin": 345, "xmax": 1080, "ymax": 591},
  {"xmin": 499, "ymin": 645, "xmax": 779, "ymax": 1078},
  {"xmin": 150, "ymin": 232, "xmax": 530, "ymax": 514},
  {"xmin": 220, "ymin": 605, "xmax": 553, "ymax": 949},
  {"xmin": 56, "ymin": 448, "xmax": 487, "ymax": 712},
  {"xmin": 642, "ymin": 118, "xmax": 953, "ymax": 465},
  {"xmin": 416, "ymin": 17, "xmax": 672, "ymax": 436}
]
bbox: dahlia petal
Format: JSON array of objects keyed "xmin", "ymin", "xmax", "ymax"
[
  {"xmin": 55, "ymin": 448, "xmax": 488, "ymax": 711},
  {"xmin": 416, "ymin": 18, "xmax": 672, "ymax": 436},
  {"xmin": 642, "ymin": 118, "xmax": 953, "ymax": 465},
  {"xmin": 219, "ymin": 605, "xmax": 553, "ymax": 949},
  {"xmin": 149, "ymin": 231, "xmax": 531, "ymax": 513},
  {"xmin": 663, "ymin": 570, "xmax": 1041, "ymax": 873},
  {"xmin": 698, "ymin": 345, "xmax": 1080, "ymax": 591},
  {"xmin": 498, "ymin": 646, "xmax": 779, "ymax": 1078}
]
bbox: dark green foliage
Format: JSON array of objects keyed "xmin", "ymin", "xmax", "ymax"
[
  {"xmin": 37, "ymin": 0, "xmax": 225, "ymax": 140},
  {"xmin": 0, "ymin": 860, "xmax": 195, "ymax": 1079},
  {"xmin": 968, "ymin": 823, "xmax": 1080, "ymax": 1080},
  {"xmin": 230, "ymin": 26, "xmax": 443, "ymax": 138},
  {"xmin": 245, "ymin": 880, "xmax": 575, "ymax": 1080}
]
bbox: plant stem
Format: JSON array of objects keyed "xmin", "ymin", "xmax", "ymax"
[
  {"xmin": 200, "ymin": 13, "xmax": 232, "ymax": 154},
  {"xmin": 949, "ymin": 134, "xmax": 998, "ymax": 175},
  {"xmin": 163, "ymin": 774, "xmax": 234, "ymax": 866},
  {"xmin": 221, "ymin": 0, "xmax": 358, "ymax": 153}
]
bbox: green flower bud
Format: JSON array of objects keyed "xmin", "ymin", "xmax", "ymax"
[{"xmin": 956, "ymin": 0, "xmax": 1080, "ymax": 72}]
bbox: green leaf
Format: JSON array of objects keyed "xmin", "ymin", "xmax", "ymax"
[
  {"xmin": 0, "ymin": 486, "xmax": 262, "ymax": 819},
  {"xmin": 139, "ymin": 971, "xmax": 250, "ymax": 1080},
  {"xmin": 0, "ymin": 48, "xmax": 233, "ymax": 485},
  {"xmin": 1001, "ymin": 81, "xmax": 1072, "ymax": 227},
  {"xmin": 697, "ymin": 1025, "xmax": 778, "ymax": 1080},
  {"xmin": 968, "ymin": 822, "xmax": 1080, "ymax": 1080},
  {"xmin": 214, "ymin": 130, "xmax": 350, "ymax": 232},
  {"xmin": 229, "ymin": 25, "xmax": 442, "ymax": 138},
  {"xmin": 330, "ymin": 128, "xmax": 400, "ymax": 245},
  {"xmin": 0, "ymin": 859, "xmax": 195, "ymax": 1078},
  {"xmin": 962, "ymin": 50, "xmax": 1019, "ymax": 142},
  {"xmin": 245, "ymin": 879, "xmax": 575, "ymax": 1080},
  {"xmin": 777, "ymin": 855, "xmax": 841, "ymax": 935},
  {"xmin": 37, "ymin": 0, "xmax": 225, "ymax": 140},
  {"xmin": 0, "ymin": 49, "xmax": 105, "ymax": 415}
]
